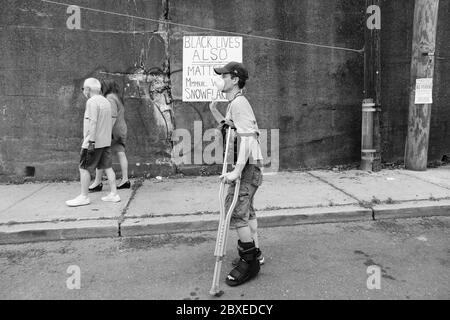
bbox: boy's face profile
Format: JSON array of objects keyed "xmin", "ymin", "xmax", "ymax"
[{"xmin": 221, "ymin": 73, "xmax": 239, "ymax": 93}]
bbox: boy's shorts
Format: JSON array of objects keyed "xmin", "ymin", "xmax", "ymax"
[
  {"xmin": 225, "ymin": 164, "xmax": 263, "ymax": 229},
  {"xmin": 79, "ymin": 147, "xmax": 112, "ymax": 171}
]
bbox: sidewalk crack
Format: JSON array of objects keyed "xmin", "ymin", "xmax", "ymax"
[
  {"xmin": 307, "ymin": 172, "xmax": 362, "ymax": 203},
  {"xmin": 0, "ymin": 183, "xmax": 50, "ymax": 214},
  {"xmin": 117, "ymin": 177, "xmax": 144, "ymax": 236},
  {"xmin": 397, "ymin": 171, "xmax": 450, "ymax": 191}
]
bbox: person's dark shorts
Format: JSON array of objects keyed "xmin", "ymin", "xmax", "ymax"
[
  {"xmin": 225, "ymin": 164, "xmax": 263, "ymax": 229},
  {"xmin": 79, "ymin": 147, "xmax": 113, "ymax": 171}
]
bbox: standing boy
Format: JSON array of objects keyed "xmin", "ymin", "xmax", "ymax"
[{"xmin": 209, "ymin": 62, "xmax": 264, "ymax": 287}]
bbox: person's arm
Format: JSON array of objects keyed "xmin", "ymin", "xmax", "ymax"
[
  {"xmin": 209, "ymin": 100, "xmax": 225, "ymax": 124},
  {"xmin": 87, "ymin": 100, "xmax": 99, "ymax": 147},
  {"xmin": 108, "ymin": 95, "xmax": 118, "ymax": 128}
]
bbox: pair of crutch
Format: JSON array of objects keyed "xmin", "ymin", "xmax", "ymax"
[{"xmin": 209, "ymin": 125, "xmax": 241, "ymax": 297}]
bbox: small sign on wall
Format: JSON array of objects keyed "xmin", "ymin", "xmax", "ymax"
[
  {"xmin": 183, "ymin": 36, "xmax": 242, "ymax": 102},
  {"xmin": 414, "ymin": 78, "xmax": 433, "ymax": 104}
]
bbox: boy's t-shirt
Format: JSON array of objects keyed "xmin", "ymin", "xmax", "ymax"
[{"xmin": 225, "ymin": 95, "xmax": 263, "ymax": 165}]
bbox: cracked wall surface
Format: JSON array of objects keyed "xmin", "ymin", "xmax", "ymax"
[
  {"xmin": 0, "ymin": 0, "xmax": 174, "ymax": 180},
  {"xmin": 0, "ymin": 0, "xmax": 449, "ymax": 181},
  {"xmin": 380, "ymin": 0, "xmax": 450, "ymax": 163}
]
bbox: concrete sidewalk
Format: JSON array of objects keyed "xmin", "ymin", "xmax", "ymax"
[{"xmin": 0, "ymin": 166, "xmax": 449, "ymax": 244}]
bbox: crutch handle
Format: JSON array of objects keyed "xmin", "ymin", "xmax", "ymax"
[{"xmin": 218, "ymin": 119, "xmax": 236, "ymax": 130}]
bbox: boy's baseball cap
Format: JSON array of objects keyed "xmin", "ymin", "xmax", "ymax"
[{"xmin": 214, "ymin": 62, "xmax": 249, "ymax": 81}]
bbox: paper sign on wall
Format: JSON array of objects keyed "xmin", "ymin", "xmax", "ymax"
[
  {"xmin": 183, "ymin": 36, "xmax": 243, "ymax": 102},
  {"xmin": 415, "ymin": 78, "xmax": 433, "ymax": 104}
]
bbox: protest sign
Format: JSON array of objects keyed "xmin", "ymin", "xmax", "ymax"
[{"xmin": 183, "ymin": 36, "xmax": 243, "ymax": 102}]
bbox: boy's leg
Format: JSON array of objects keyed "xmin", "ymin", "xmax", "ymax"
[
  {"xmin": 236, "ymin": 226, "xmax": 253, "ymax": 243},
  {"xmin": 224, "ymin": 182, "xmax": 260, "ymax": 286},
  {"xmin": 248, "ymin": 219, "xmax": 259, "ymax": 248},
  {"xmin": 231, "ymin": 167, "xmax": 263, "ymax": 266},
  {"xmin": 248, "ymin": 184, "xmax": 259, "ymax": 247}
]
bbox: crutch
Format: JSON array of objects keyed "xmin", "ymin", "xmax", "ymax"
[{"xmin": 209, "ymin": 126, "xmax": 241, "ymax": 297}]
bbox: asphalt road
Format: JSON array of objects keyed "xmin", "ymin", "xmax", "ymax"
[{"xmin": 0, "ymin": 216, "xmax": 449, "ymax": 300}]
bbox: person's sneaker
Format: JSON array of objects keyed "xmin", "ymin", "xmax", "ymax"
[
  {"xmin": 66, "ymin": 195, "xmax": 90, "ymax": 207},
  {"xmin": 101, "ymin": 193, "xmax": 121, "ymax": 203}
]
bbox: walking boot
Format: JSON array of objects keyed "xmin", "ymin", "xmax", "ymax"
[
  {"xmin": 225, "ymin": 241, "xmax": 260, "ymax": 287},
  {"xmin": 232, "ymin": 244, "xmax": 264, "ymax": 266}
]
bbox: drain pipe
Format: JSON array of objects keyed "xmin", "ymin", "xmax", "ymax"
[{"xmin": 361, "ymin": 98, "xmax": 376, "ymax": 171}]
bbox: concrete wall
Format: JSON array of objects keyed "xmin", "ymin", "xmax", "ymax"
[
  {"xmin": 0, "ymin": 0, "xmax": 449, "ymax": 181},
  {"xmin": 0, "ymin": 0, "xmax": 175, "ymax": 180},
  {"xmin": 380, "ymin": 0, "xmax": 450, "ymax": 163},
  {"xmin": 170, "ymin": 0, "xmax": 365, "ymax": 170}
]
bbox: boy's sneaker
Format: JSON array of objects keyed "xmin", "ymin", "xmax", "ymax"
[
  {"xmin": 232, "ymin": 248, "xmax": 265, "ymax": 266},
  {"xmin": 66, "ymin": 195, "xmax": 90, "ymax": 207},
  {"xmin": 257, "ymin": 252, "xmax": 265, "ymax": 265},
  {"xmin": 101, "ymin": 193, "xmax": 121, "ymax": 203}
]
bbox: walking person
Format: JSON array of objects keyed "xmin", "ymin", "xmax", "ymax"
[
  {"xmin": 89, "ymin": 79, "xmax": 130, "ymax": 192},
  {"xmin": 209, "ymin": 62, "xmax": 264, "ymax": 287},
  {"xmin": 66, "ymin": 78, "xmax": 120, "ymax": 207}
]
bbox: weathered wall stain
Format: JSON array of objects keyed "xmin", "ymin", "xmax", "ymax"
[
  {"xmin": 0, "ymin": 0, "xmax": 449, "ymax": 181},
  {"xmin": 381, "ymin": 0, "xmax": 450, "ymax": 163}
]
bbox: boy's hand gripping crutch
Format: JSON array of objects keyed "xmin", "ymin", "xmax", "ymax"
[{"xmin": 209, "ymin": 125, "xmax": 241, "ymax": 297}]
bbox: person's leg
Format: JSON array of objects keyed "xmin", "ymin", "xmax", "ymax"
[
  {"xmin": 101, "ymin": 167, "xmax": 120, "ymax": 203},
  {"xmin": 101, "ymin": 167, "xmax": 120, "ymax": 202},
  {"xmin": 66, "ymin": 149, "xmax": 93, "ymax": 206},
  {"xmin": 117, "ymin": 151, "xmax": 129, "ymax": 184},
  {"xmin": 104, "ymin": 167, "xmax": 118, "ymax": 195},
  {"xmin": 80, "ymin": 168, "xmax": 91, "ymax": 197},
  {"xmin": 89, "ymin": 168, "xmax": 104, "ymax": 189},
  {"xmin": 98, "ymin": 147, "xmax": 120, "ymax": 202}
]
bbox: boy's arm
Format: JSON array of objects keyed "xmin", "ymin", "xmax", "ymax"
[
  {"xmin": 220, "ymin": 136, "xmax": 251, "ymax": 183},
  {"xmin": 209, "ymin": 100, "xmax": 225, "ymax": 124}
]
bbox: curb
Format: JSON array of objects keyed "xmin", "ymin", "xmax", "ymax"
[
  {"xmin": 373, "ymin": 200, "xmax": 450, "ymax": 220},
  {"xmin": 120, "ymin": 205, "xmax": 373, "ymax": 237},
  {"xmin": 0, "ymin": 219, "xmax": 118, "ymax": 245},
  {"xmin": 1, "ymin": 201, "xmax": 450, "ymax": 245}
]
